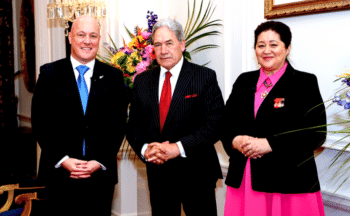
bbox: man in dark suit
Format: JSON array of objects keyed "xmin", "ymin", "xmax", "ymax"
[
  {"xmin": 31, "ymin": 16, "xmax": 128, "ymax": 216},
  {"xmin": 127, "ymin": 19, "xmax": 224, "ymax": 216}
]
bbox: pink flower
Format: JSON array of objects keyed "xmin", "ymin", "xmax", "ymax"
[
  {"xmin": 142, "ymin": 45, "xmax": 154, "ymax": 59},
  {"xmin": 121, "ymin": 47, "xmax": 132, "ymax": 54},
  {"xmin": 136, "ymin": 60, "xmax": 150, "ymax": 73},
  {"xmin": 133, "ymin": 61, "xmax": 150, "ymax": 82},
  {"xmin": 141, "ymin": 31, "xmax": 152, "ymax": 40}
]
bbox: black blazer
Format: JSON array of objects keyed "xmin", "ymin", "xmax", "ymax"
[
  {"xmin": 127, "ymin": 59, "xmax": 224, "ymax": 184},
  {"xmin": 32, "ymin": 58, "xmax": 128, "ymax": 184},
  {"xmin": 221, "ymin": 64, "xmax": 326, "ymax": 193}
]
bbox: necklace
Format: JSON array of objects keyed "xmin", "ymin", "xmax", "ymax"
[{"xmin": 261, "ymin": 79, "xmax": 273, "ymax": 98}]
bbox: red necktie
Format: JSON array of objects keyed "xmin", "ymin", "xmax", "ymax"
[{"xmin": 159, "ymin": 71, "xmax": 172, "ymax": 132}]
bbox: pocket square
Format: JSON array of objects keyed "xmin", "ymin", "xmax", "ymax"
[
  {"xmin": 185, "ymin": 94, "xmax": 198, "ymax": 98},
  {"xmin": 274, "ymin": 98, "xmax": 285, "ymax": 108}
]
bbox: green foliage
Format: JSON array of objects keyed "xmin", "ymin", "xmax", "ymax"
[{"xmin": 183, "ymin": 0, "xmax": 222, "ymax": 65}]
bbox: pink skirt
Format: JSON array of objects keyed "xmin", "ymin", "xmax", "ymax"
[{"xmin": 224, "ymin": 158, "xmax": 325, "ymax": 216}]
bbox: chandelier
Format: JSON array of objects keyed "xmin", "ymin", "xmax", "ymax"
[{"xmin": 47, "ymin": 0, "xmax": 107, "ymax": 35}]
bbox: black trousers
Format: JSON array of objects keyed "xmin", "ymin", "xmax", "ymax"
[
  {"xmin": 44, "ymin": 176, "xmax": 115, "ymax": 216},
  {"xmin": 147, "ymin": 172, "xmax": 218, "ymax": 216}
]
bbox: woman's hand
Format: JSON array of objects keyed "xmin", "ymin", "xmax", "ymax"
[
  {"xmin": 232, "ymin": 135, "xmax": 253, "ymax": 152},
  {"xmin": 241, "ymin": 138, "xmax": 272, "ymax": 159}
]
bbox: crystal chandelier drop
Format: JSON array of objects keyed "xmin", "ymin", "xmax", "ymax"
[{"xmin": 47, "ymin": 0, "xmax": 107, "ymax": 35}]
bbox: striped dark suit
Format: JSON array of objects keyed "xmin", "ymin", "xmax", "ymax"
[{"xmin": 127, "ymin": 59, "xmax": 224, "ymax": 215}]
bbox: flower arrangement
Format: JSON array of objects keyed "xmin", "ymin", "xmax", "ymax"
[{"xmin": 98, "ymin": 11, "xmax": 159, "ymax": 91}]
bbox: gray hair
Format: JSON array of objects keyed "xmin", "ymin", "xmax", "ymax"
[{"xmin": 152, "ymin": 18, "xmax": 185, "ymax": 42}]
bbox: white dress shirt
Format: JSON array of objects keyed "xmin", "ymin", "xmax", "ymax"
[
  {"xmin": 141, "ymin": 56, "xmax": 187, "ymax": 158},
  {"xmin": 55, "ymin": 56, "xmax": 106, "ymax": 170},
  {"xmin": 71, "ymin": 56, "xmax": 95, "ymax": 92}
]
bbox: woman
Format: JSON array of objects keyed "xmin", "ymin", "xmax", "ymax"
[{"xmin": 221, "ymin": 21, "xmax": 326, "ymax": 216}]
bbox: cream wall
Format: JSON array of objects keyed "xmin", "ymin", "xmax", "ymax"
[{"xmin": 33, "ymin": 0, "xmax": 350, "ymax": 215}]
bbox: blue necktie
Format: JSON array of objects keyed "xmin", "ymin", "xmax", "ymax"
[
  {"xmin": 76, "ymin": 65, "xmax": 89, "ymax": 156},
  {"xmin": 76, "ymin": 65, "xmax": 89, "ymax": 114}
]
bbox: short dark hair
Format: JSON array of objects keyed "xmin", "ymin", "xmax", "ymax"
[{"xmin": 254, "ymin": 21, "xmax": 292, "ymax": 48}]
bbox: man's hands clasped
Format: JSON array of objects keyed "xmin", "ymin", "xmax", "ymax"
[
  {"xmin": 61, "ymin": 158, "xmax": 101, "ymax": 179},
  {"xmin": 144, "ymin": 141, "xmax": 181, "ymax": 165}
]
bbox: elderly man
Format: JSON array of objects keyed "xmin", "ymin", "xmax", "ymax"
[
  {"xmin": 32, "ymin": 16, "xmax": 128, "ymax": 216},
  {"xmin": 127, "ymin": 18, "xmax": 224, "ymax": 216}
]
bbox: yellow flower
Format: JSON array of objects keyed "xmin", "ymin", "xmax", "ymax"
[
  {"xmin": 130, "ymin": 52, "xmax": 141, "ymax": 61},
  {"xmin": 111, "ymin": 51, "xmax": 125, "ymax": 64},
  {"xmin": 128, "ymin": 38, "xmax": 137, "ymax": 48},
  {"xmin": 128, "ymin": 36, "xmax": 144, "ymax": 48},
  {"xmin": 126, "ymin": 64, "xmax": 136, "ymax": 73},
  {"xmin": 126, "ymin": 56, "xmax": 133, "ymax": 65},
  {"xmin": 336, "ymin": 73, "xmax": 350, "ymax": 78}
]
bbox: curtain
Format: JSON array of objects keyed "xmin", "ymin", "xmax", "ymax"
[
  {"xmin": 0, "ymin": 0, "xmax": 17, "ymax": 133},
  {"xmin": 20, "ymin": 0, "xmax": 36, "ymax": 93},
  {"xmin": 0, "ymin": 0, "xmax": 36, "ymax": 185}
]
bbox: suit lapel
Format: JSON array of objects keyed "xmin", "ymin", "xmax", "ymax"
[
  {"xmin": 249, "ymin": 71, "xmax": 260, "ymax": 119},
  {"xmin": 86, "ymin": 60, "xmax": 103, "ymax": 115},
  {"xmin": 164, "ymin": 60, "xmax": 193, "ymax": 128},
  {"xmin": 60, "ymin": 58, "xmax": 84, "ymax": 116},
  {"xmin": 150, "ymin": 68, "xmax": 162, "ymax": 131}
]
